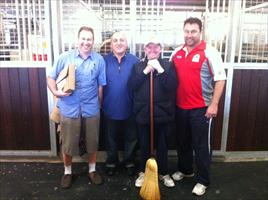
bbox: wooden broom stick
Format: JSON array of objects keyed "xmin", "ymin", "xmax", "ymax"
[
  {"xmin": 140, "ymin": 70, "xmax": 160, "ymax": 200},
  {"xmin": 150, "ymin": 71, "xmax": 154, "ymax": 156}
]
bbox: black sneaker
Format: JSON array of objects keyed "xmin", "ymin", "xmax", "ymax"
[
  {"xmin": 126, "ymin": 166, "xmax": 135, "ymax": 176},
  {"xmin": 106, "ymin": 167, "xmax": 116, "ymax": 176}
]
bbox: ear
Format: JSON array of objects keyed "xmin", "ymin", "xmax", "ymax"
[{"xmin": 144, "ymin": 45, "xmax": 147, "ymax": 51}]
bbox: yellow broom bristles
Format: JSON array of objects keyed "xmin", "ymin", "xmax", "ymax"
[{"xmin": 140, "ymin": 158, "xmax": 160, "ymax": 200}]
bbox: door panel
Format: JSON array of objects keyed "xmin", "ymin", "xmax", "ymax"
[
  {"xmin": 227, "ymin": 69, "xmax": 268, "ymax": 151},
  {"xmin": 0, "ymin": 68, "xmax": 50, "ymax": 150}
]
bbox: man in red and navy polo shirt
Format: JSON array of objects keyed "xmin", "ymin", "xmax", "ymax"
[{"xmin": 170, "ymin": 17, "xmax": 226, "ymax": 196}]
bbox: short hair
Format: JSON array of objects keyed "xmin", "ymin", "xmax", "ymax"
[
  {"xmin": 184, "ymin": 17, "xmax": 202, "ymax": 31},
  {"xmin": 111, "ymin": 31, "xmax": 127, "ymax": 41},
  {"xmin": 78, "ymin": 26, "xmax": 94, "ymax": 39}
]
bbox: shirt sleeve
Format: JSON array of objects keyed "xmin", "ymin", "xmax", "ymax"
[
  {"xmin": 47, "ymin": 53, "xmax": 66, "ymax": 80},
  {"xmin": 97, "ymin": 56, "xmax": 107, "ymax": 86},
  {"xmin": 205, "ymin": 46, "xmax": 227, "ymax": 81}
]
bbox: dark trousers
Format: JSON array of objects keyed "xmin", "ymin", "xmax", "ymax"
[
  {"xmin": 104, "ymin": 115, "xmax": 137, "ymax": 168},
  {"xmin": 137, "ymin": 123, "xmax": 169, "ymax": 175},
  {"xmin": 175, "ymin": 107, "xmax": 213, "ymax": 186}
]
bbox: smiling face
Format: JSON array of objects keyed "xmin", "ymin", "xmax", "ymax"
[
  {"xmin": 111, "ymin": 32, "xmax": 128, "ymax": 56},
  {"xmin": 183, "ymin": 23, "xmax": 202, "ymax": 49},
  {"xmin": 144, "ymin": 43, "xmax": 161, "ymax": 60},
  {"xmin": 78, "ymin": 30, "xmax": 94, "ymax": 56}
]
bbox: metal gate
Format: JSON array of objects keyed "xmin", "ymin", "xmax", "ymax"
[{"xmin": 1, "ymin": 0, "xmax": 267, "ymax": 62}]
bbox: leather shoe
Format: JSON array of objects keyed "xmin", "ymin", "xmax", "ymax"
[
  {"xmin": 88, "ymin": 171, "xmax": 103, "ymax": 185},
  {"xmin": 61, "ymin": 174, "xmax": 72, "ymax": 189}
]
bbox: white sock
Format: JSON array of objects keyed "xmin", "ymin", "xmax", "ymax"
[
  {"xmin": 64, "ymin": 165, "xmax": 72, "ymax": 175},
  {"xmin": 88, "ymin": 163, "xmax": 96, "ymax": 173}
]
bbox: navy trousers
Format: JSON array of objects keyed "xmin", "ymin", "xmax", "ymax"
[
  {"xmin": 104, "ymin": 115, "xmax": 137, "ymax": 168},
  {"xmin": 175, "ymin": 107, "xmax": 213, "ymax": 186},
  {"xmin": 137, "ymin": 123, "xmax": 169, "ymax": 175}
]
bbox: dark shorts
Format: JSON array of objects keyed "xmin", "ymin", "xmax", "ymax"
[{"xmin": 60, "ymin": 114, "xmax": 100, "ymax": 156}]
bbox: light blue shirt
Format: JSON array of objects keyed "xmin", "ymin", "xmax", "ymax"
[{"xmin": 49, "ymin": 49, "xmax": 106, "ymax": 118}]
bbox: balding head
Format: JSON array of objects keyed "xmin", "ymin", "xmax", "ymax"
[{"xmin": 111, "ymin": 31, "xmax": 128, "ymax": 56}]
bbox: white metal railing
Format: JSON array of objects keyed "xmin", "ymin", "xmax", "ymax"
[
  {"xmin": 238, "ymin": 1, "xmax": 268, "ymax": 63},
  {"xmin": 0, "ymin": 0, "xmax": 48, "ymax": 62},
  {"xmin": 60, "ymin": 0, "xmax": 203, "ymax": 57},
  {"xmin": 205, "ymin": 0, "xmax": 268, "ymax": 63},
  {"xmin": 1, "ymin": 0, "xmax": 267, "ymax": 62}
]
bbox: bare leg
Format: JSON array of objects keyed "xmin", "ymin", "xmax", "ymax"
[{"xmin": 63, "ymin": 153, "xmax": 72, "ymax": 166}]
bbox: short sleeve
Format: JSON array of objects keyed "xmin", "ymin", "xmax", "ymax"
[
  {"xmin": 205, "ymin": 46, "xmax": 227, "ymax": 81},
  {"xmin": 97, "ymin": 56, "xmax": 107, "ymax": 86},
  {"xmin": 47, "ymin": 53, "xmax": 67, "ymax": 80}
]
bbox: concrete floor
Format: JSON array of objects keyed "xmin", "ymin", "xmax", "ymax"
[{"xmin": 0, "ymin": 160, "xmax": 267, "ymax": 200}]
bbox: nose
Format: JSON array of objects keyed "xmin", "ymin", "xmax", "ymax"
[{"xmin": 185, "ymin": 32, "xmax": 193, "ymax": 37}]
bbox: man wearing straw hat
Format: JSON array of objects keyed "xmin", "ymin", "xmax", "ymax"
[{"xmin": 128, "ymin": 35, "xmax": 177, "ymax": 188}]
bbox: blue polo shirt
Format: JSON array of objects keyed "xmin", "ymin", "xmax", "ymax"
[
  {"xmin": 103, "ymin": 52, "xmax": 139, "ymax": 120},
  {"xmin": 48, "ymin": 49, "xmax": 106, "ymax": 118}
]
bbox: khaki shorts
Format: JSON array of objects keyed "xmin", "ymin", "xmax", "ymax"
[{"xmin": 60, "ymin": 114, "xmax": 100, "ymax": 156}]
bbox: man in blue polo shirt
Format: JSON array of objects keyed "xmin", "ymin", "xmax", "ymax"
[
  {"xmin": 47, "ymin": 26, "xmax": 106, "ymax": 189},
  {"xmin": 102, "ymin": 31, "xmax": 139, "ymax": 176}
]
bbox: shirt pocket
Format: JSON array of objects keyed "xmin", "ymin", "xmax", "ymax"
[{"xmin": 82, "ymin": 63, "xmax": 99, "ymax": 86}]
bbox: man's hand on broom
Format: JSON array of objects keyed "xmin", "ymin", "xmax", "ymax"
[{"xmin": 143, "ymin": 64, "xmax": 155, "ymax": 75}]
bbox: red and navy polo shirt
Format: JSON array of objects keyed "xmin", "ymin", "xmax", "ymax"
[{"xmin": 171, "ymin": 40, "xmax": 226, "ymax": 109}]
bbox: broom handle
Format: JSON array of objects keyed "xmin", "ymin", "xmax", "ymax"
[{"xmin": 150, "ymin": 71, "xmax": 154, "ymax": 156}]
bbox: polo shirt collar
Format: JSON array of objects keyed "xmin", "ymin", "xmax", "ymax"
[
  {"xmin": 182, "ymin": 40, "xmax": 206, "ymax": 54},
  {"xmin": 75, "ymin": 49, "xmax": 92, "ymax": 60},
  {"xmin": 112, "ymin": 52, "xmax": 126, "ymax": 59}
]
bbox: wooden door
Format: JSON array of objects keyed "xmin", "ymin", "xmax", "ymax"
[{"xmin": 0, "ymin": 67, "xmax": 50, "ymax": 150}]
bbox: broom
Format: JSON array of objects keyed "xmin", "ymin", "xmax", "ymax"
[{"xmin": 140, "ymin": 71, "xmax": 160, "ymax": 200}]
